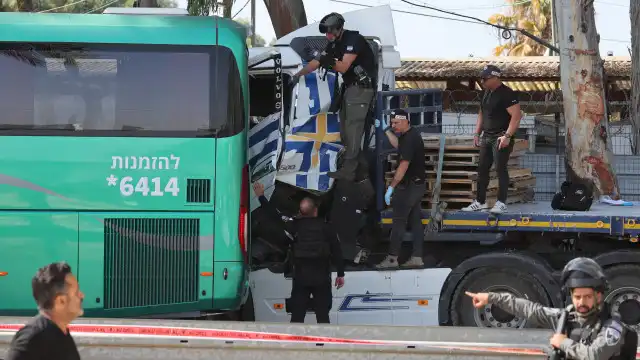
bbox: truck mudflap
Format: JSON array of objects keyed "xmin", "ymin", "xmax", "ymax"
[{"xmin": 1, "ymin": 317, "xmax": 639, "ymax": 359}]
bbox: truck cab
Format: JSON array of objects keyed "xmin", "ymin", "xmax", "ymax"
[{"xmin": 247, "ymin": 4, "xmax": 400, "ymax": 254}]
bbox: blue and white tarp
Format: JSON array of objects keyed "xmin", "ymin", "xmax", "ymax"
[
  {"xmin": 248, "ymin": 111, "xmax": 282, "ymax": 211},
  {"xmin": 276, "ymin": 69, "xmax": 344, "ymax": 193}
]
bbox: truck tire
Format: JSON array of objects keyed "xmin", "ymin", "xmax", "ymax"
[
  {"xmin": 603, "ymin": 264, "xmax": 640, "ymax": 332},
  {"xmin": 450, "ymin": 266, "xmax": 551, "ymax": 329}
]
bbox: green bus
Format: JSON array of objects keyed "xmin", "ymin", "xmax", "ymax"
[{"xmin": 0, "ymin": 8, "xmax": 251, "ymax": 319}]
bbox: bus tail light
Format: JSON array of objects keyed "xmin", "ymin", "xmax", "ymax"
[{"xmin": 239, "ymin": 164, "xmax": 249, "ymax": 263}]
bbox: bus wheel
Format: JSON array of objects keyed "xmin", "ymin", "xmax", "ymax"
[
  {"xmin": 604, "ymin": 264, "xmax": 640, "ymax": 332},
  {"xmin": 451, "ymin": 266, "xmax": 551, "ymax": 329}
]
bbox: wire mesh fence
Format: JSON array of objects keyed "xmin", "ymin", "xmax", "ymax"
[{"xmin": 391, "ymin": 88, "xmax": 640, "ymax": 201}]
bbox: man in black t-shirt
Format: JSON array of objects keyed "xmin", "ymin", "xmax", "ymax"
[
  {"xmin": 6, "ymin": 262, "xmax": 84, "ymax": 360},
  {"xmin": 462, "ymin": 65, "xmax": 522, "ymax": 214},
  {"xmin": 290, "ymin": 12, "xmax": 377, "ymax": 182},
  {"xmin": 375, "ymin": 109, "xmax": 426, "ymax": 269}
]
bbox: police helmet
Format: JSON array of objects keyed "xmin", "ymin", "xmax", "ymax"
[
  {"xmin": 560, "ymin": 257, "xmax": 608, "ymax": 292},
  {"xmin": 319, "ymin": 12, "xmax": 345, "ymax": 34}
]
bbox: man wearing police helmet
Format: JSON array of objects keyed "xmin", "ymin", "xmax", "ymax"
[
  {"xmin": 466, "ymin": 257, "xmax": 637, "ymax": 360},
  {"xmin": 289, "ymin": 12, "xmax": 377, "ymax": 182}
]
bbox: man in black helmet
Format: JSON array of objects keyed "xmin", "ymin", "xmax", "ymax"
[
  {"xmin": 466, "ymin": 258, "xmax": 638, "ymax": 360},
  {"xmin": 289, "ymin": 12, "xmax": 377, "ymax": 182}
]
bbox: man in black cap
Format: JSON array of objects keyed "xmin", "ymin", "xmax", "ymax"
[
  {"xmin": 462, "ymin": 64, "xmax": 522, "ymax": 214},
  {"xmin": 289, "ymin": 12, "xmax": 377, "ymax": 182},
  {"xmin": 374, "ymin": 109, "xmax": 426, "ymax": 269}
]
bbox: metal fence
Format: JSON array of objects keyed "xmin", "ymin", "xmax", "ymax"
[{"xmin": 391, "ymin": 89, "xmax": 640, "ymax": 201}]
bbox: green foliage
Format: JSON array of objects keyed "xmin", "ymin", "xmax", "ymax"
[
  {"xmin": 2, "ymin": 0, "xmax": 176, "ymax": 13},
  {"xmin": 488, "ymin": 0, "xmax": 552, "ymax": 56},
  {"xmin": 235, "ymin": 17, "xmax": 266, "ymax": 48}
]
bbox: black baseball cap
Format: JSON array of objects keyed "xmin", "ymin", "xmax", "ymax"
[
  {"xmin": 391, "ymin": 109, "xmax": 409, "ymax": 120},
  {"xmin": 480, "ymin": 64, "xmax": 501, "ymax": 79}
]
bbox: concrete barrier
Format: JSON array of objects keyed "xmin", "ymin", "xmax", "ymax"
[{"xmin": 0, "ymin": 316, "xmax": 615, "ymax": 359}]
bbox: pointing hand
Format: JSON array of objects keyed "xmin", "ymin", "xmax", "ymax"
[{"xmin": 465, "ymin": 291, "xmax": 489, "ymax": 308}]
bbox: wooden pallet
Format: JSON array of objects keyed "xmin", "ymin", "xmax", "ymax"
[
  {"xmin": 424, "ymin": 176, "xmax": 537, "ymax": 198},
  {"xmin": 383, "ymin": 136, "xmax": 536, "ymax": 210},
  {"xmin": 422, "ymin": 189, "xmax": 534, "ymax": 210},
  {"xmin": 421, "ymin": 136, "xmax": 529, "ymax": 153},
  {"xmin": 384, "ymin": 168, "xmax": 534, "ymax": 187}
]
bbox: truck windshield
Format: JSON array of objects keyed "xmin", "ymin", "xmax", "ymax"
[{"xmin": 0, "ymin": 43, "xmax": 211, "ymax": 134}]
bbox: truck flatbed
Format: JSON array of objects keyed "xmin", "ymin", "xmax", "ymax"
[{"xmin": 380, "ymin": 201, "xmax": 640, "ymax": 237}]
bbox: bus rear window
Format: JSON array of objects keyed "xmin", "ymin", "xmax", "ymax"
[{"xmin": 0, "ymin": 43, "xmax": 213, "ymax": 134}]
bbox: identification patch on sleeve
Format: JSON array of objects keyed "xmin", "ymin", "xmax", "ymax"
[{"xmin": 604, "ymin": 320, "xmax": 623, "ymax": 346}]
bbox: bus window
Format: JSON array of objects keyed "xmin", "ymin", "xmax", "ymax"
[{"xmin": 0, "ymin": 43, "xmax": 212, "ymax": 135}]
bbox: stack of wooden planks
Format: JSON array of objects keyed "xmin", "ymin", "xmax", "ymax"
[{"xmin": 385, "ymin": 135, "xmax": 536, "ymax": 210}]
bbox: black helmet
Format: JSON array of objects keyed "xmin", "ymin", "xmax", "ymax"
[
  {"xmin": 560, "ymin": 257, "xmax": 608, "ymax": 292},
  {"xmin": 319, "ymin": 12, "xmax": 345, "ymax": 34}
]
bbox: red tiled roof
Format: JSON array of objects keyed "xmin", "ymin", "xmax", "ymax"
[{"xmin": 395, "ymin": 56, "xmax": 631, "ymax": 80}]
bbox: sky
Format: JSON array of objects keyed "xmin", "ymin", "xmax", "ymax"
[{"xmin": 175, "ymin": 0, "xmax": 631, "ymax": 59}]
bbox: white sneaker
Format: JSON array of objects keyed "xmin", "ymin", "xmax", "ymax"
[
  {"xmin": 461, "ymin": 200, "xmax": 488, "ymax": 212},
  {"xmin": 490, "ymin": 201, "xmax": 507, "ymax": 214}
]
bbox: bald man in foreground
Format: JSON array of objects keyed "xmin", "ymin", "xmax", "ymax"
[{"xmin": 253, "ymin": 182, "xmax": 345, "ymax": 323}]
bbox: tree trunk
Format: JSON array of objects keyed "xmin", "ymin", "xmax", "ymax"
[
  {"xmin": 139, "ymin": 0, "xmax": 159, "ymax": 7},
  {"xmin": 554, "ymin": 0, "xmax": 620, "ymax": 198},
  {"xmin": 631, "ymin": 0, "xmax": 640, "ymax": 154},
  {"xmin": 17, "ymin": 0, "xmax": 34, "ymax": 11},
  {"xmin": 222, "ymin": 0, "xmax": 233, "ymax": 17},
  {"xmin": 263, "ymin": 0, "xmax": 307, "ymax": 38}
]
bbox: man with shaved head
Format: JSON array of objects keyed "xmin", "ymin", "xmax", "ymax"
[{"xmin": 253, "ymin": 182, "xmax": 345, "ymax": 324}]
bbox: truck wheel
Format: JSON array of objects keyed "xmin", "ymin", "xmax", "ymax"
[
  {"xmin": 451, "ymin": 266, "xmax": 551, "ymax": 329},
  {"xmin": 604, "ymin": 264, "xmax": 640, "ymax": 332}
]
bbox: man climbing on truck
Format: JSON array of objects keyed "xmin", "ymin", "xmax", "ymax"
[{"xmin": 288, "ymin": 11, "xmax": 377, "ymax": 182}]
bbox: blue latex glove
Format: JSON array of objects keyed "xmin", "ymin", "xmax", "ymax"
[
  {"xmin": 374, "ymin": 118, "xmax": 389, "ymax": 129},
  {"xmin": 385, "ymin": 186, "xmax": 394, "ymax": 205}
]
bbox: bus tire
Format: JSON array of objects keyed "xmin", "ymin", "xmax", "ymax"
[
  {"xmin": 603, "ymin": 264, "xmax": 640, "ymax": 332},
  {"xmin": 450, "ymin": 266, "xmax": 551, "ymax": 329}
]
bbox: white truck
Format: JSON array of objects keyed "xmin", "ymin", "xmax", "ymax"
[{"xmin": 244, "ymin": 4, "xmax": 640, "ymax": 333}]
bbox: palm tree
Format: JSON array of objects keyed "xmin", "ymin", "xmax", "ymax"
[{"xmin": 488, "ymin": 0, "xmax": 552, "ymax": 56}]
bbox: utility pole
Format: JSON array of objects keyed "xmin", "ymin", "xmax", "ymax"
[
  {"xmin": 251, "ymin": 0, "xmax": 256, "ymax": 47},
  {"xmin": 548, "ymin": 0, "xmax": 559, "ymax": 56},
  {"xmin": 630, "ymin": 0, "xmax": 640, "ymax": 154},
  {"xmin": 554, "ymin": 0, "xmax": 620, "ymax": 199}
]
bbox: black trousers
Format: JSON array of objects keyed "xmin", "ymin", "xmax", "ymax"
[
  {"xmin": 290, "ymin": 280, "xmax": 333, "ymax": 324},
  {"xmin": 337, "ymin": 84, "xmax": 375, "ymax": 181},
  {"xmin": 389, "ymin": 181, "xmax": 426, "ymax": 257},
  {"xmin": 477, "ymin": 135, "xmax": 515, "ymax": 203}
]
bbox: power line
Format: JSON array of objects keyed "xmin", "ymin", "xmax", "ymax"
[
  {"xmin": 392, "ymin": 0, "xmax": 532, "ymax": 12},
  {"xmin": 85, "ymin": 0, "xmax": 121, "ymax": 13},
  {"xmin": 330, "ymin": 0, "xmax": 487, "ymax": 26},
  {"xmin": 39, "ymin": 0, "xmax": 91, "ymax": 12},
  {"xmin": 398, "ymin": 0, "xmax": 559, "ymax": 53},
  {"xmin": 232, "ymin": 0, "xmax": 250, "ymax": 19},
  {"xmin": 601, "ymin": 38, "xmax": 631, "ymax": 44},
  {"xmin": 595, "ymin": 0, "xmax": 628, "ymax": 7}
]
